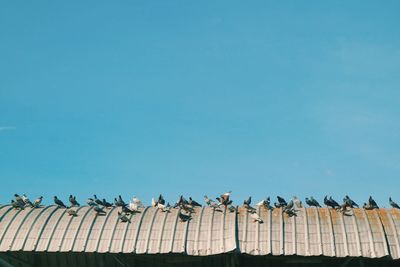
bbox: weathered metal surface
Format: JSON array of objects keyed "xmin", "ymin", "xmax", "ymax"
[{"xmin": 0, "ymin": 206, "xmax": 400, "ymax": 258}]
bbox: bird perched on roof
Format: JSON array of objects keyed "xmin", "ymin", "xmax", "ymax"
[
  {"xmin": 204, "ymin": 195, "xmax": 221, "ymax": 211},
  {"xmin": 132, "ymin": 196, "xmax": 144, "ymax": 208},
  {"xmin": 284, "ymin": 200, "xmax": 294, "ymax": 211},
  {"xmin": 249, "ymin": 211, "xmax": 263, "ymax": 223},
  {"xmin": 14, "ymin": 194, "xmax": 24, "ymax": 204},
  {"xmin": 11, "ymin": 200, "xmax": 24, "ymax": 210},
  {"xmin": 306, "ymin": 197, "xmax": 321, "ymax": 207},
  {"xmin": 243, "ymin": 196, "xmax": 255, "ymax": 212},
  {"xmin": 343, "ymin": 195, "xmax": 358, "ymax": 208},
  {"xmin": 188, "ymin": 197, "xmax": 202, "ymax": 207},
  {"xmin": 118, "ymin": 211, "xmax": 131, "ymax": 223},
  {"xmin": 389, "ymin": 197, "xmax": 400, "ymax": 209},
  {"xmin": 158, "ymin": 194, "xmax": 166, "ymax": 205},
  {"xmin": 114, "ymin": 195, "xmax": 126, "ymax": 207},
  {"xmin": 324, "ymin": 196, "xmax": 340, "ymax": 209},
  {"xmin": 284, "ymin": 208, "xmax": 297, "ymax": 217},
  {"xmin": 274, "ymin": 196, "xmax": 287, "ymax": 208},
  {"xmin": 69, "ymin": 195, "xmax": 80, "ymax": 207},
  {"xmin": 128, "ymin": 201, "xmax": 140, "ymax": 212},
  {"xmin": 178, "ymin": 211, "xmax": 192, "ymax": 222},
  {"xmin": 33, "ymin": 196, "xmax": 43, "ymax": 208},
  {"xmin": 217, "ymin": 191, "xmax": 233, "ymax": 208},
  {"xmin": 367, "ymin": 196, "xmax": 379, "ymax": 209},
  {"xmin": 256, "ymin": 197, "xmax": 273, "ymax": 210},
  {"xmin": 102, "ymin": 199, "xmax": 113, "ymax": 209},
  {"xmin": 293, "ymin": 196, "xmax": 303, "ymax": 209},
  {"xmin": 157, "ymin": 202, "xmax": 171, "ymax": 212},
  {"xmin": 22, "ymin": 194, "xmax": 33, "ymax": 207},
  {"xmin": 87, "ymin": 198, "xmax": 97, "ymax": 207},
  {"xmin": 151, "ymin": 197, "xmax": 158, "ymax": 207},
  {"xmin": 67, "ymin": 208, "xmax": 78, "ymax": 216},
  {"xmin": 93, "ymin": 205, "xmax": 106, "ymax": 215},
  {"xmin": 54, "ymin": 196, "xmax": 67, "ymax": 208},
  {"xmin": 93, "ymin": 195, "xmax": 104, "ymax": 206}
]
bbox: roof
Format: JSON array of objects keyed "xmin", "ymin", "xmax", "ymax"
[{"xmin": 1, "ymin": 205, "xmax": 400, "ymax": 259}]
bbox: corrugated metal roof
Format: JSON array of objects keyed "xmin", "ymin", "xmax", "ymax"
[{"xmin": 1, "ymin": 205, "xmax": 400, "ymax": 259}]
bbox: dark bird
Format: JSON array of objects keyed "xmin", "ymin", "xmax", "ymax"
[
  {"xmin": 343, "ymin": 195, "xmax": 358, "ymax": 208},
  {"xmin": 122, "ymin": 205, "xmax": 133, "ymax": 214},
  {"xmin": 363, "ymin": 202, "xmax": 374, "ymax": 210},
  {"xmin": 33, "ymin": 196, "xmax": 43, "ymax": 208},
  {"xmin": 93, "ymin": 205, "xmax": 106, "ymax": 215},
  {"xmin": 103, "ymin": 199, "xmax": 113, "ymax": 208},
  {"xmin": 368, "ymin": 196, "xmax": 379, "ymax": 209},
  {"xmin": 305, "ymin": 197, "xmax": 321, "ymax": 207},
  {"xmin": 284, "ymin": 200, "xmax": 294, "ymax": 211},
  {"xmin": 310, "ymin": 197, "xmax": 321, "ymax": 207},
  {"xmin": 114, "ymin": 195, "xmax": 126, "ymax": 207},
  {"xmin": 188, "ymin": 197, "xmax": 202, "ymax": 207},
  {"xmin": 11, "ymin": 200, "xmax": 24, "ymax": 210},
  {"xmin": 178, "ymin": 211, "xmax": 192, "ymax": 222},
  {"xmin": 284, "ymin": 208, "xmax": 297, "ymax": 217},
  {"xmin": 69, "ymin": 195, "xmax": 80, "ymax": 207},
  {"xmin": 94, "ymin": 195, "xmax": 104, "ymax": 206},
  {"xmin": 14, "ymin": 194, "xmax": 24, "ymax": 204},
  {"xmin": 389, "ymin": 197, "xmax": 400, "ymax": 209},
  {"xmin": 277, "ymin": 196, "xmax": 288, "ymax": 206},
  {"xmin": 324, "ymin": 196, "xmax": 340, "ymax": 209},
  {"xmin": 158, "ymin": 194, "xmax": 166, "ymax": 205},
  {"xmin": 54, "ymin": 196, "xmax": 67, "ymax": 208},
  {"xmin": 244, "ymin": 196, "xmax": 251, "ymax": 206},
  {"xmin": 118, "ymin": 211, "xmax": 131, "ymax": 223}
]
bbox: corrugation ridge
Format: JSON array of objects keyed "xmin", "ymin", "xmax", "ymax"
[
  {"xmin": 8, "ymin": 208, "xmax": 37, "ymax": 251},
  {"xmin": 44, "ymin": 208, "xmax": 68, "ymax": 251},
  {"xmin": 69, "ymin": 207, "xmax": 93, "ymax": 252},
  {"xmin": 351, "ymin": 210, "xmax": 362, "ymax": 256},
  {"xmin": 386, "ymin": 209, "xmax": 400, "ymax": 259},
  {"xmin": 267, "ymin": 208, "xmax": 272, "ymax": 255},
  {"xmin": 19, "ymin": 206, "xmax": 53, "ymax": 251},
  {"xmin": 340, "ymin": 212, "xmax": 349, "ymax": 256},
  {"xmin": 373, "ymin": 209, "xmax": 389, "ymax": 257},
  {"xmin": 291, "ymin": 211, "xmax": 296, "ymax": 255},
  {"xmin": 130, "ymin": 207, "xmax": 149, "ymax": 253},
  {"xmin": 279, "ymin": 208, "xmax": 284, "ymax": 255},
  {"xmin": 59, "ymin": 206, "xmax": 86, "ymax": 251},
  {"xmin": 315, "ymin": 208, "xmax": 323, "ymax": 255},
  {"xmin": 361, "ymin": 208, "xmax": 376, "ymax": 258},
  {"xmin": 241, "ymin": 208, "xmax": 248, "ymax": 253},
  {"xmin": 326, "ymin": 208, "xmax": 336, "ymax": 257},
  {"xmin": 107, "ymin": 210, "xmax": 125, "ymax": 252},
  {"xmin": 94, "ymin": 207, "xmax": 116, "ymax": 252},
  {"xmin": 303, "ymin": 207, "xmax": 309, "ymax": 256},
  {"xmin": 254, "ymin": 206, "xmax": 260, "ymax": 255},
  {"xmin": 156, "ymin": 209, "xmax": 168, "ymax": 253},
  {"xmin": 193, "ymin": 207, "xmax": 205, "ymax": 255},
  {"xmin": 181, "ymin": 210, "xmax": 191, "ymax": 253},
  {"xmin": 143, "ymin": 208, "xmax": 158, "ymax": 253},
  {"xmin": 33, "ymin": 206, "xmax": 60, "ymax": 251},
  {"xmin": 220, "ymin": 208, "xmax": 226, "ymax": 253},
  {"xmin": 168, "ymin": 207, "xmax": 180, "ymax": 253},
  {"xmin": 0, "ymin": 206, "xmax": 13, "ymax": 222},
  {"xmin": 206, "ymin": 207, "xmax": 214, "ymax": 255},
  {"xmin": 82, "ymin": 210, "xmax": 101, "ymax": 252},
  {"xmin": 0, "ymin": 209, "xmax": 23, "ymax": 246}
]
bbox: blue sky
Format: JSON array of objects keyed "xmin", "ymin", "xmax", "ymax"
[{"xmin": 1, "ymin": 1, "xmax": 400, "ymax": 207}]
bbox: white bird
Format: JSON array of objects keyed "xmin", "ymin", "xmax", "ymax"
[
  {"xmin": 151, "ymin": 197, "xmax": 157, "ymax": 207},
  {"xmin": 293, "ymin": 196, "xmax": 303, "ymax": 209},
  {"xmin": 128, "ymin": 201, "xmax": 139, "ymax": 212},
  {"xmin": 132, "ymin": 196, "xmax": 143, "ymax": 207},
  {"xmin": 22, "ymin": 194, "xmax": 33, "ymax": 207},
  {"xmin": 256, "ymin": 200, "xmax": 266, "ymax": 206},
  {"xmin": 250, "ymin": 211, "xmax": 263, "ymax": 223},
  {"xmin": 157, "ymin": 202, "xmax": 171, "ymax": 212}
]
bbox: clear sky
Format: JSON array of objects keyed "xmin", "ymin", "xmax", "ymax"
[{"xmin": 1, "ymin": 1, "xmax": 400, "ymax": 207}]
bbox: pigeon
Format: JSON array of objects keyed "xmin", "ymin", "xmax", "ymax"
[
  {"xmin": 389, "ymin": 197, "xmax": 400, "ymax": 209},
  {"xmin": 343, "ymin": 195, "xmax": 358, "ymax": 208},
  {"xmin": 310, "ymin": 197, "xmax": 321, "ymax": 207},
  {"xmin": 363, "ymin": 202, "xmax": 374, "ymax": 210},
  {"xmin": 87, "ymin": 198, "xmax": 97, "ymax": 207},
  {"xmin": 118, "ymin": 212, "xmax": 131, "ymax": 223},
  {"xmin": 33, "ymin": 196, "xmax": 43, "ymax": 208},
  {"xmin": 151, "ymin": 197, "xmax": 158, "ymax": 207},
  {"xmin": 174, "ymin": 195, "xmax": 188, "ymax": 208},
  {"xmin": 256, "ymin": 197, "xmax": 273, "ymax": 210},
  {"xmin": 277, "ymin": 196, "xmax": 288, "ymax": 206},
  {"xmin": 54, "ymin": 196, "xmax": 67, "ymax": 208},
  {"xmin": 94, "ymin": 195, "xmax": 104, "ymax": 206},
  {"xmin": 69, "ymin": 195, "xmax": 80, "ymax": 207},
  {"xmin": 128, "ymin": 201, "xmax": 140, "ymax": 212},
  {"xmin": 222, "ymin": 191, "xmax": 232, "ymax": 199},
  {"xmin": 188, "ymin": 197, "xmax": 202, "ymax": 207},
  {"xmin": 178, "ymin": 211, "xmax": 192, "ymax": 222},
  {"xmin": 284, "ymin": 200, "xmax": 294, "ymax": 211},
  {"xmin": 158, "ymin": 194, "xmax": 166, "ymax": 205},
  {"xmin": 328, "ymin": 196, "xmax": 340, "ymax": 209},
  {"xmin": 93, "ymin": 205, "xmax": 106, "ymax": 215},
  {"xmin": 306, "ymin": 197, "xmax": 321, "ymax": 207},
  {"xmin": 250, "ymin": 211, "xmax": 263, "ymax": 223},
  {"xmin": 244, "ymin": 196, "xmax": 251, "ymax": 206},
  {"xmin": 204, "ymin": 196, "xmax": 221, "ymax": 210},
  {"xmin": 157, "ymin": 202, "xmax": 171, "ymax": 212},
  {"xmin": 132, "ymin": 196, "xmax": 144, "ymax": 208},
  {"xmin": 204, "ymin": 195, "xmax": 212, "ymax": 206},
  {"xmin": 115, "ymin": 195, "xmax": 126, "ymax": 207},
  {"xmin": 284, "ymin": 208, "xmax": 297, "ymax": 217},
  {"xmin": 14, "ymin": 194, "xmax": 24, "ymax": 204},
  {"xmin": 293, "ymin": 196, "xmax": 303, "ymax": 208},
  {"xmin": 324, "ymin": 196, "xmax": 336, "ymax": 209},
  {"xmin": 22, "ymin": 194, "xmax": 34, "ymax": 207},
  {"xmin": 11, "ymin": 200, "xmax": 24, "ymax": 210},
  {"xmin": 103, "ymin": 199, "xmax": 113, "ymax": 208},
  {"xmin": 368, "ymin": 196, "xmax": 379, "ymax": 209},
  {"xmin": 122, "ymin": 205, "xmax": 133, "ymax": 214},
  {"xmin": 67, "ymin": 208, "xmax": 78, "ymax": 216}
]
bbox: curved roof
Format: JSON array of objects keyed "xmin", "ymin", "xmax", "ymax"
[{"xmin": 1, "ymin": 205, "xmax": 400, "ymax": 259}]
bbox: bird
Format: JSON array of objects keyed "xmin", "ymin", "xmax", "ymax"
[
  {"xmin": 293, "ymin": 196, "xmax": 303, "ymax": 208},
  {"xmin": 188, "ymin": 197, "xmax": 202, "ymax": 207},
  {"xmin": 22, "ymin": 194, "xmax": 33, "ymax": 207},
  {"xmin": 158, "ymin": 194, "xmax": 166, "ymax": 205},
  {"xmin": 94, "ymin": 195, "xmax": 104, "ymax": 206},
  {"xmin": 204, "ymin": 195, "xmax": 213, "ymax": 206},
  {"xmin": 14, "ymin": 194, "xmax": 24, "ymax": 204},
  {"xmin": 204, "ymin": 196, "xmax": 221, "ymax": 210},
  {"xmin": 157, "ymin": 202, "xmax": 171, "ymax": 212},
  {"xmin": 256, "ymin": 197, "xmax": 273, "ymax": 210},
  {"xmin": 54, "ymin": 196, "xmax": 67, "ymax": 208},
  {"xmin": 284, "ymin": 208, "xmax": 297, "ymax": 217},
  {"xmin": 93, "ymin": 205, "xmax": 106, "ymax": 215},
  {"xmin": 102, "ymin": 199, "xmax": 113, "ymax": 208},
  {"xmin": 151, "ymin": 197, "xmax": 158, "ymax": 207},
  {"xmin": 128, "ymin": 201, "xmax": 140, "ymax": 212},
  {"xmin": 222, "ymin": 191, "xmax": 232, "ymax": 199},
  {"xmin": 87, "ymin": 198, "xmax": 97, "ymax": 207},
  {"xmin": 324, "ymin": 196, "xmax": 337, "ymax": 209},
  {"xmin": 368, "ymin": 196, "xmax": 379, "ymax": 209},
  {"xmin": 33, "ymin": 196, "xmax": 43, "ymax": 208},
  {"xmin": 343, "ymin": 195, "xmax": 358, "ymax": 208},
  {"xmin": 243, "ymin": 196, "xmax": 255, "ymax": 211},
  {"xmin": 284, "ymin": 200, "xmax": 294, "ymax": 211},
  {"xmin": 389, "ymin": 197, "xmax": 400, "ymax": 209},
  {"xmin": 114, "ymin": 195, "xmax": 126, "ymax": 207},
  {"xmin": 11, "ymin": 200, "xmax": 24, "ymax": 210},
  {"xmin": 363, "ymin": 202, "xmax": 374, "ymax": 210},
  {"xmin": 67, "ymin": 208, "xmax": 78, "ymax": 216},
  {"xmin": 132, "ymin": 196, "xmax": 144, "ymax": 208},
  {"xmin": 178, "ymin": 211, "xmax": 192, "ymax": 222},
  {"xmin": 275, "ymin": 196, "xmax": 287, "ymax": 208},
  {"xmin": 310, "ymin": 197, "xmax": 321, "ymax": 207},
  {"xmin": 118, "ymin": 212, "xmax": 131, "ymax": 223},
  {"xmin": 69, "ymin": 195, "xmax": 80, "ymax": 207},
  {"xmin": 250, "ymin": 211, "xmax": 263, "ymax": 223}
]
